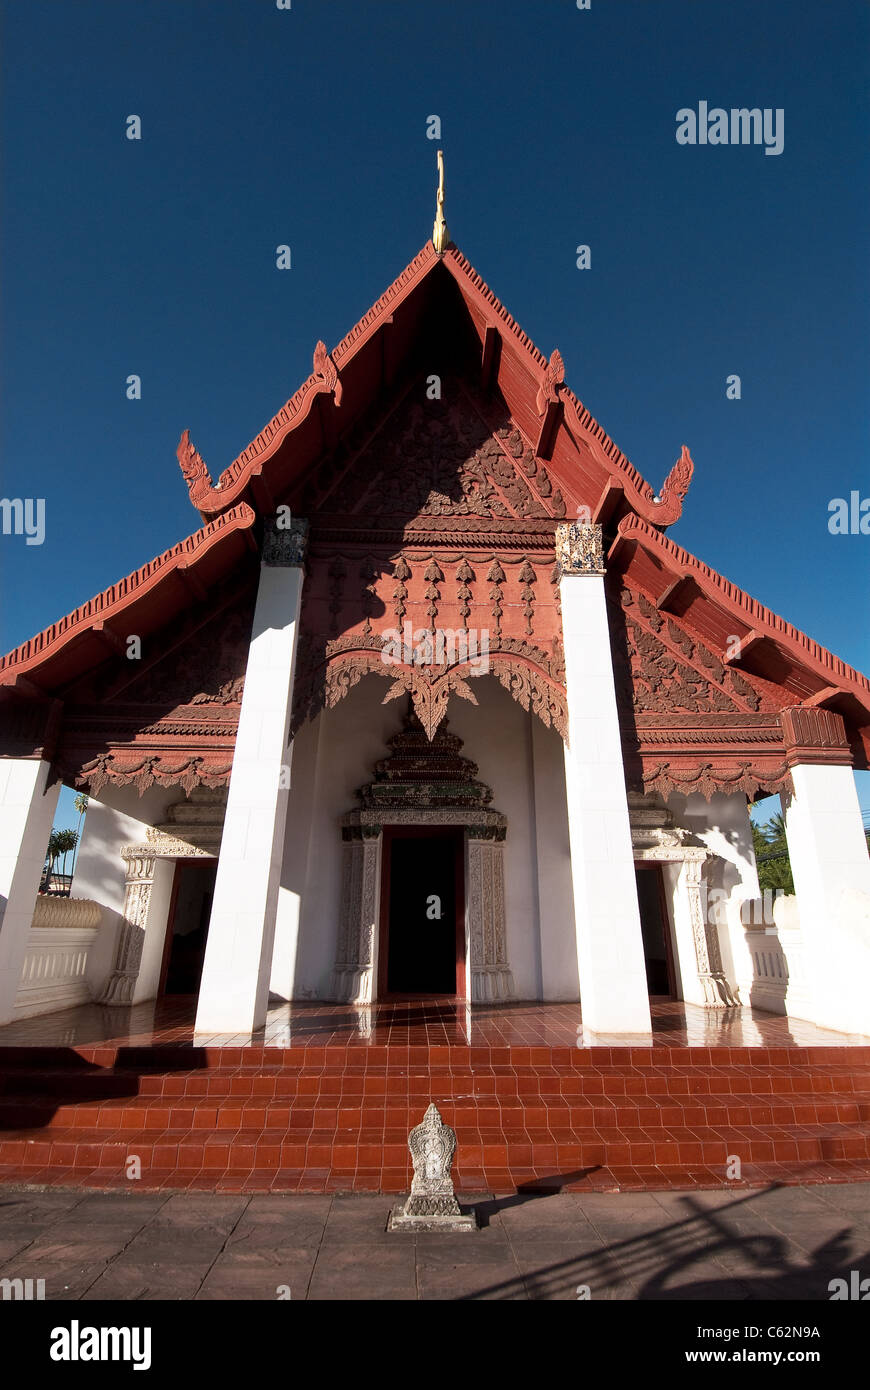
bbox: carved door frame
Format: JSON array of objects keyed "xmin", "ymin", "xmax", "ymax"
[
  {"xmin": 334, "ymin": 808, "xmax": 514, "ymax": 1005},
  {"xmin": 634, "ymin": 845, "xmax": 739, "ymax": 1008}
]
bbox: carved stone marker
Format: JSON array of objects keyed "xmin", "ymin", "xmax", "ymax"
[{"xmin": 388, "ymin": 1103, "xmax": 477, "ymax": 1232}]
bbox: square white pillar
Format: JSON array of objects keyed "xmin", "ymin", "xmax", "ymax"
[
  {"xmin": 0, "ymin": 759, "xmax": 61, "ymax": 1024},
  {"xmin": 195, "ymin": 519, "xmax": 307, "ymax": 1035},
  {"xmin": 531, "ymin": 714, "xmax": 579, "ymax": 1001},
  {"xmin": 781, "ymin": 762, "xmax": 870, "ymax": 1036},
  {"xmin": 557, "ymin": 523, "xmax": 651, "ymax": 1034}
]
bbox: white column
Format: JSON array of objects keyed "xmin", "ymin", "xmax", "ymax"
[
  {"xmin": 195, "ymin": 519, "xmax": 307, "ymax": 1034},
  {"xmin": 531, "ymin": 715, "xmax": 579, "ymax": 1001},
  {"xmin": 781, "ymin": 763, "xmax": 870, "ymax": 1036},
  {"xmin": 557, "ymin": 523, "xmax": 651, "ymax": 1034},
  {"xmin": 270, "ymin": 712, "xmax": 321, "ymax": 1002},
  {"xmin": 0, "ymin": 759, "xmax": 61, "ymax": 1025}
]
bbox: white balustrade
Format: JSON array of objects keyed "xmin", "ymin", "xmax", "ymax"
[{"xmin": 13, "ymin": 897, "xmax": 104, "ymax": 1018}]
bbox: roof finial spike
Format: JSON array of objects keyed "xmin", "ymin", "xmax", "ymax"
[{"xmin": 432, "ymin": 149, "xmax": 448, "ymax": 254}]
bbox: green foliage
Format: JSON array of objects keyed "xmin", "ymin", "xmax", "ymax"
[
  {"xmin": 751, "ymin": 812, "xmax": 794, "ymax": 894},
  {"xmin": 42, "ymin": 827, "xmax": 79, "ymax": 890}
]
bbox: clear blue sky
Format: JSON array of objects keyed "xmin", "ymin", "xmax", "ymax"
[{"xmin": 1, "ymin": 0, "xmax": 867, "ymax": 826}]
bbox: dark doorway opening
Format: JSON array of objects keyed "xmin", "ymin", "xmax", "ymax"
[
  {"xmin": 160, "ymin": 859, "xmax": 217, "ymax": 996},
  {"xmin": 635, "ymin": 863, "xmax": 676, "ymax": 998},
  {"xmin": 379, "ymin": 828, "xmax": 465, "ymax": 997}
]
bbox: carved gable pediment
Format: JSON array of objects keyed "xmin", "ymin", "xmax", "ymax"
[
  {"xmin": 54, "ymin": 586, "xmax": 257, "ymax": 795},
  {"xmin": 303, "ymin": 378, "xmax": 566, "ymax": 522},
  {"xmin": 113, "ymin": 603, "xmax": 253, "ymax": 712},
  {"xmin": 611, "ymin": 586, "xmax": 771, "ymax": 717}
]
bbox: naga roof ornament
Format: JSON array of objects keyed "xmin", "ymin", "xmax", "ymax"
[
  {"xmin": 312, "ymin": 339, "xmax": 342, "ymax": 406},
  {"xmin": 176, "ymin": 429, "xmax": 217, "ymax": 510},
  {"xmin": 535, "ymin": 348, "xmax": 565, "ymax": 416},
  {"xmin": 653, "ymin": 444, "xmax": 694, "ymax": 527}
]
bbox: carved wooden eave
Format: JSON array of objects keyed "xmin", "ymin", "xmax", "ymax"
[
  {"xmin": 607, "ymin": 513, "xmax": 870, "ymax": 769},
  {"xmin": 0, "ymin": 503, "xmax": 258, "ymax": 696},
  {"xmin": 290, "ymin": 633, "xmax": 568, "ymax": 744},
  {"xmin": 1, "ymin": 564, "xmax": 258, "ymax": 795}
]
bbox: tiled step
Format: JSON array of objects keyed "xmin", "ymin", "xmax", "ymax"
[
  {"xmin": 2, "ymin": 1119, "xmax": 870, "ymax": 1179},
  {"xmin": 2, "ymin": 1090, "xmax": 869, "ymax": 1132},
  {"xmin": 5, "ymin": 1157, "xmax": 870, "ymax": 1195},
  {"xmin": 5, "ymin": 1043, "xmax": 870, "ymax": 1071},
  {"xmin": 6, "ymin": 1060, "xmax": 870, "ymax": 1097},
  {"xmin": 3, "ymin": 1041, "xmax": 870, "ymax": 1193}
]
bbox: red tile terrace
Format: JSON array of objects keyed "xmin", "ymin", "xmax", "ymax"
[{"xmin": 1, "ymin": 998, "xmax": 869, "ymax": 1196}]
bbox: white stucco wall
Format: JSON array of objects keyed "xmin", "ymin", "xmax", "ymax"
[
  {"xmin": 531, "ymin": 715, "xmax": 579, "ymax": 1000},
  {"xmin": 72, "ymin": 784, "xmax": 176, "ymax": 914},
  {"xmin": 275, "ymin": 672, "xmax": 577, "ymax": 1002},
  {"xmin": 72, "ymin": 784, "xmax": 178, "ymax": 1003}
]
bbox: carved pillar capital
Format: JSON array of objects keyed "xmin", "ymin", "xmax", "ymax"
[
  {"xmin": 555, "ymin": 522, "xmax": 605, "ymax": 577},
  {"xmin": 262, "ymin": 516, "xmax": 309, "ymax": 567},
  {"xmin": 119, "ymin": 846, "xmax": 159, "ymax": 880},
  {"xmin": 781, "ymin": 706, "xmax": 852, "ymax": 769}
]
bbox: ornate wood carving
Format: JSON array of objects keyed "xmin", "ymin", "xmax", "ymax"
[
  {"xmin": 290, "ymin": 630, "xmax": 567, "ymax": 743},
  {"xmin": 455, "ymin": 558, "xmax": 474, "ymax": 630},
  {"xmin": 312, "ymin": 340, "xmax": 342, "ymax": 407},
  {"xmin": 487, "ymin": 559, "xmax": 505, "ymax": 637},
  {"xmin": 54, "ymin": 583, "xmax": 256, "ymax": 794},
  {"xmin": 392, "ymin": 557, "xmax": 411, "ymax": 623},
  {"xmin": 615, "ymin": 587, "xmax": 770, "ymax": 717},
  {"xmin": 535, "ymin": 348, "xmax": 564, "ymax": 416},
  {"xmin": 423, "ymin": 558, "xmax": 444, "ymax": 627},
  {"xmin": 657, "ymin": 445, "xmax": 694, "ymax": 517},
  {"xmin": 518, "ymin": 559, "xmax": 536, "ymax": 635},
  {"xmin": 302, "ymin": 382, "xmax": 566, "ymax": 521},
  {"xmin": 781, "ymin": 705, "xmax": 852, "ymax": 768},
  {"xmin": 356, "ymin": 712, "xmax": 496, "ymax": 812},
  {"xmin": 612, "ymin": 584, "xmax": 794, "ymax": 800},
  {"xmin": 176, "ymin": 429, "xmax": 216, "ymax": 511}
]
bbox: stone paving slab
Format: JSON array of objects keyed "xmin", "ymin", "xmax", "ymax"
[{"xmin": 1, "ymin": 1182, "xmax": 868, "ymax": 1300}]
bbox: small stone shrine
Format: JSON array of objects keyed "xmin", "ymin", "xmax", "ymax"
[{"xmin": 388, "ymin": 1103, "xmax": 477, "ymax": 1232}]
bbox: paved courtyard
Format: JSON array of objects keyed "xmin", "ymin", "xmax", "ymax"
[{"xmin": 1, "ymin": 1181, "xmax": 869, "ymax": 1300}]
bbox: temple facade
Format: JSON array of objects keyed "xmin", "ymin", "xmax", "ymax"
[{"xmin": 3, "ymin": 233, "xmax": 870, "ymax": 1044}]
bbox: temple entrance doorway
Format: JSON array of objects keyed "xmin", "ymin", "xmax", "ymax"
[
  {"xmin": 159, "ymin": 859, "xmax": 217, "ymax": 996},
  {"xmin": 635, "ymin": 863, "xmax": 677, "ymax": 998},
  {"xmin": 379, "ymin": 827, "xmax": 465, "ymax": 998}
]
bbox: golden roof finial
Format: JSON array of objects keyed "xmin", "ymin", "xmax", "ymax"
[{"xmin": 432, "ymin": 149, "xmax": 448, "ymax": 253}]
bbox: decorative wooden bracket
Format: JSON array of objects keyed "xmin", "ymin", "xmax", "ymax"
[
  {"xmin": 313, "ymin": 340, "xmax": 342, "ymax": 407},
  {"xmin": 176, "ymin": 429, "xmax": 216, "ymax": 512}
]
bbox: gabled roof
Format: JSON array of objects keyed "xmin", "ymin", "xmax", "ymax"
[
  {"xmin": 0, "ymin": 504, "xmax": 258, "ymax": 693},
  {"xmin": 1, "ymin": 238, "xmax": 868, "ymax": 767},
  {"xmin": 175, "ymin": 241, "xmax": 693, "ymax": 529}
]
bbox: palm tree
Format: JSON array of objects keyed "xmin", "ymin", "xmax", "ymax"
[
  {"xmin": 763, "ymin": 811, "xmax": 788, "ymax": 845},
  {"xmin": 70, "ymin": 793, "xmax": 88, "ymax": 879},
  {"xmin": 751, "ymin": 813, "xmax": 794, "ymax": 894},
  {"xmin": 53, "ymin": 829, "xmax": 78, "ymax": 893},
  {"xmin": 42, "ymin": 829, "xmax": 64, "ymax": 892}
]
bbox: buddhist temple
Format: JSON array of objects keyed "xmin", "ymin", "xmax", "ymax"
[{"xmin": 1, "ymin": 171, "xmax": 870, "ymax": 1193}]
